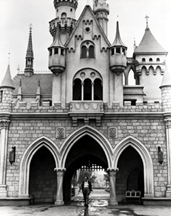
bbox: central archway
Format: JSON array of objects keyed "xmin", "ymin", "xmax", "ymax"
[{"xmin": 63, "ymin": 135, "xmax": 108, "ymax": 203}]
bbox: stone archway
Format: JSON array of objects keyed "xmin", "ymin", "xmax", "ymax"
[
  {"xmin": 19, "ymin": 136, "xmax": 59, "ymax": 198},
  {"xmin": 113, "ymin": 136, "xmax": 154, "ymax": 198}
]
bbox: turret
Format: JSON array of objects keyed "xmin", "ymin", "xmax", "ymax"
[
  {"xmin": 49, "ymin": 0, "xmax": 78, "ymax": 45},
  {"xmin": 0, "ymin": 65, "xmax": 15, "ymax": 113},
  {"xmin": 93, "ymin": 0, "xmax": 109, "ymax": 36},
  {"xmin": 133, "ymin": 16, "xmax": 168, "ymax": 101},
  {"xmin": 160, "ymin": 65, "xmax": 171, "ymax": 112},
  {"xmin": 48, "ymin": 23, "xmax": 66, "ymax": 75},
  {"xmin": 24, "ymin": 25, "xmax": 34, "ymax": 77},
  {"xmin": 110, "ymin": 21, "xmax": 127, "ymax": 74}
]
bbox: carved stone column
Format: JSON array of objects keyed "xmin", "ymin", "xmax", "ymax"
[
  {"xmin": 165, "ymin": 118, "xmax": 171, "ymax": 197},
  {"xmin": 0, "ymin": 119, "xmax": 10, "ymax": 197},
  {"xmin": 54, "ymin": 168, "xmax": 66, "ymax": 205},
  {"xmin": 108, "ymin": 168, "xmax": 118, "ymax": 205}
]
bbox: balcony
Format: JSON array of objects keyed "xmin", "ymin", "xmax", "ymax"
[{"xmin": 69, "ymin": 101, "xmax": 104, "ymax": 126}]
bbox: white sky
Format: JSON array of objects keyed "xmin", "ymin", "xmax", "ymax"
[{"xmin": 0, "ymin": 0, "xmax": 171, "ymax": 83}]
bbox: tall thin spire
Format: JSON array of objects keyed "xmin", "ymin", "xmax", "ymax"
[
  {"xmin": 145, "ymin": 15, "xmax": 149, "ymax": 30},
  {"xmin": 24, "ymin": 24, "xmax": 34, "ymax": 77},
  {"xmin": 0, "ymin": 64, "xmax": 15, "ymax": 89}
]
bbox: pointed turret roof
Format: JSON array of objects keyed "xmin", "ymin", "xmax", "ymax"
[
  {"xmin": 26, "ymin": 25, "xmax": 34, "ymax": 59},
  {"xmin": 0, "ymin": 65, "xmax": 15, "ymax": 89},
  {"xmin": 160, "ymin": 64, "xmax": 171, "ymax": 88},
  {"xmin": 111, "ymin": 21, "xmax": 127, "ymax": 48},
  {"xmin": 134, "ymin": 27, "xmax": 167, "ymax": 54}
]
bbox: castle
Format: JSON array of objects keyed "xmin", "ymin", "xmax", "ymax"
[{"xmin": 0, "ymin": 0, "xmax": 171, "ymax": 206}]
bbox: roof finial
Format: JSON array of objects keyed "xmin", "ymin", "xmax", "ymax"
[
  {"xmin": 134, "ymin": 38, "xmax": 136, "ymax": 50},
  {"xmin": 17, "ymin": 65, "xmax": 20, "ymax": 74},
  {"xmin": 145, "ymin": 15, "xmax": 149, "ymax": 30},
  {"xmin": 8, "ymin": 52, "xmax": 10, "ymax": 65}
]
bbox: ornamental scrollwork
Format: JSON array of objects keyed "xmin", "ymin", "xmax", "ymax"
[{"xmin": 0, "ymin": 119, "xmax": 10, "ymax": 130}]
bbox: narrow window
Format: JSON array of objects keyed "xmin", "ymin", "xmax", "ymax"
[
  {"xmin": 0, "ymin": 90, "xmax": 3, "ymax": 103},
  {"xmin": 73, "ymin": 79, "xmax": 82, "ymax": 100},
  {"xmin": 54, "ymin": 48, "xmax": 58, "ymax": 54},
  {"xmin": 49, "ymin": 49, "xmax": 52, "ymax": 56},
  {"xmin": 61, "ymin": 48, "xmax": 64, "ymax": 56},
  {"xmin": 84, "ymin": 79, "xmax": 92, "ymax": 100},
  {"xmin": 149, "ymin": 58, "xmax": 153, "ymax": 62},
  {"xmin": 89, "ymin": 45, "xmax": 95, "ymax": 58},
  {"xmin": 111, "ymin": 48, "xmax": 114, "ymax": 55},
  {"xmin": 94, "ymin": 79, "xmax": 103, "ymax": 100},
  {"xmin": 156, "ymin": 58, "xmax": 160, "ymax": 62},
  {"xmin": 81, "ymin": 46, "xmax": 87, "ymax": 58},
  {"xmin": 116, "ymin": 47, "xmax": 120, "ymax": 54},
  {"xmin": 142, "ymin": 58, "xmax": 146, "ymax": 62}
]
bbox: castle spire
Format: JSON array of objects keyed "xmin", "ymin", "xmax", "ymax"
[
  {"xmin": 24, "ymin": 24, "xmax": 34, "ymax": 77},
  {"xmin": 145, "ymin": 15, "xmax": 149, "ymax": 30},
  {"xmin": 0, "ymin": 64, "xmax": 15, "ymax": 90}
]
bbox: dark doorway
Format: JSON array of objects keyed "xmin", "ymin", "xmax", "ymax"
[
  {"xmin": 29, "ymin": 146, "xmax": 56, "ymax": 203},
  {"xmin": 116, "ymin": 146, "xmax": 144, "ymax": 203},
  {"xmin": 63, "ymin": 135, "xmax": 108, "ymax": 204}
]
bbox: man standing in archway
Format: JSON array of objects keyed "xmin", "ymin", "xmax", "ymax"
[{"xmin": 81, "ymin": 177, "xmax": 92, "ymax": 207}]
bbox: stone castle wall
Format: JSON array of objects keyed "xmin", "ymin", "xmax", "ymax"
[{"xmin": 6, "ymin": 111, "xmax": 167, "ymax": 198}]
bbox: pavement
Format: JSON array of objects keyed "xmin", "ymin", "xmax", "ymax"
[{"xmin": 0, "ymin": 189, "xmax": 171, "ymax": 216}]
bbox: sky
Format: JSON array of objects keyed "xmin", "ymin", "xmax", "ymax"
[{"xmin": 0, "ymin": 0, "xmax": 171, "ymax": 83}]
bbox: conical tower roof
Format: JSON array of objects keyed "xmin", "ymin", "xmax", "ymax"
[
  {"xmin": 111, "ymin": 21, "xmax": 127, "ymax": 48},
  {"xmin": 134, "ymin": 28, "xmax": 167, "ymax": 54},
  {"xmin": 0, "ymin": 65, "xmax": 15, "ymax": 89},
  {"xmin": 160, "ymin": 64, "xmax": 171, "ymax": 88},
  {"xmin": 26, "ymin": 25, "xmax": 34, "ymax": 59}
]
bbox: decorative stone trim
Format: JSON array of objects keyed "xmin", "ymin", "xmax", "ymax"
[
  {"xmin": 165, "ymin": 119, "xmax": 171, "ymax": 129},
  {"xmin": 108, "ymin": 127, "xmax": 117, "ymax": 139},
  {"xmin": 56, "ymin": 127, "xmax": 65, "ymax": 139},
  {"xmin": 0, "ymin": 119, "xmax": 10, "ymax": 129}
]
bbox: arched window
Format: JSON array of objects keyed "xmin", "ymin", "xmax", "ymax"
[
  {"xmin": 81, "ymin": 46, "xmax": 87, "ymax": 58},
  {"xmin": 142, "ymin": 58, "xmax": 146, "ymax": 62},
  {"xmin": 73, "ymin": 79, "xmax": 81, "ymax": 100},
  {"xmin": 61, "ymin": 12, "xmax": 67, "ymax": 19},
  {"xmin": 84, "ymin": 79, "xmax": 92, "ymax": 100},
  {"xmin": 149, "ymin": 58, "xmax": 153, "ymax": 62},
  {"xmin": 94, "ymin": 79, "xmax": 103, "ymax": 100},
  {"xmin": 80, "ymin": 41, "xmax": 95, "ymax": 59},
  {"xmin": 156, "ymin": 58, "xmax": 160, "ymax": 62},
  {"xmin": 89, "ymin": 46, "xmax": 95, "ymax": 58}
]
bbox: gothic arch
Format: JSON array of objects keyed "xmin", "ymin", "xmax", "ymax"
[
  {"xmin": 19, "ymin": 136, "xmax": 59, "ymax": 197},
  {"xmin": 113, "ymin": 136, "xmax": 154, "ymax": 197},
  {"xmin": 60, "ymin": 125, "xmax": 113, "ymax": 168}
]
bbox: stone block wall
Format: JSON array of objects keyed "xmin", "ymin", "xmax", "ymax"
[{"xmin": 5, "ymin": 108, "xmax": 167, "ymax": 199}]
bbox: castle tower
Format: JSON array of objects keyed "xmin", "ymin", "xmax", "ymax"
[
  {"xmin": 24, "ymin": 25, "xmax": 34, "ymax": 77},
  {"xmin": 49, "ymin": 0, "xmax": 78, "ymax": 45},
  {"xmin": 0, "ymin": 64, "xmax": 14, "ymax": 197},
  {"xmin": 93, "ymin": 0, "xmax": 109, "ymax": 36},
  {"xmin": 109, "ymin": 21, "xmax": 127, "ymax": 106},
  {"xmin": 160, "ymin": 65, "xmax": 171, "ymax": 197},
  {"xmin": 134, "ymin": 16, "xmax": 168, "ymax": 101}
]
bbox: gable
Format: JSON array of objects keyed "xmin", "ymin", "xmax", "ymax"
[{"xmin": 66, "ymin": 5, "xmax": 110, "ymax": 51}]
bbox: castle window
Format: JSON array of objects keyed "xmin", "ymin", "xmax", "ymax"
[
  {"xmin": 142, "ymin": 58, "xmax": 146, "ymax": 62},
  {"xmin": 116, "ymin": 47, "xmax": 120, "ymax": 54},
  {"xmin": 89, "ymin": 46, "xmax": 95, "ymax": 58},
  {"xmin": 61, "ymin": 12, "xmax": 67, "ymax": 19},
  {"xmin": 49, "ymin": 49, "xmax": 52, "ymax": 56},
  {"xmin": 0, "ymin": 90, "xmax": 3, "ymax": 103},
  {"xmin": 149, "ymin": 58, "xmax": 153, "ymax": 62},
  {"xmin": 111, "ymin": 48, "xmax": 114, "ymax": 55},
  {"xmin": 81, "ymin": 41, "xmax": 95, "ymax": 59},
  {"xmin": 73, "ymin": 70, "xmax": 103, "ymax": 101},
  {"xmin": 84, "ymin": 79, "xmax": 92, "ymax": 100},
  {"xmin": 73, "ymin": 78, "xmax": 82, "ymax": 100},
  {"xmin": 54, "ymin": 48, "xmax": 58, "ymax": 54},
  {"xmin": 61, "ymin": 48, "xmax": 64, "ymax": 56},
  {"xmin": 94, "ymin": 79, "xmax": 103, "ymax": 100},
  {"xmin": 156, "ymin": 58, "xmax": 160, "ymax": 62}
]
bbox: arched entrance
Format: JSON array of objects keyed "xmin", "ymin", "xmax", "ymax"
[
  {"xmin": 116, "ymin": 146, "xmax": 144, "ymax": 202},
  {"xmin": 113, "ymin": 136, "xmax": 154, "ymax": 199},
  {"xmin": 63, "ymin": 135, "xmax": 108, "ymax": 203},
  {"xmin": 29, "ymin": 147, "xmax": 57, "ymax": 203}
]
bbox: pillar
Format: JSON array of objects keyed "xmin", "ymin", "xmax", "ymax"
[
  {"xmin": 0, "ymin": 119, "xmax": 10, "ymax": 197},
  {"xmin": 165, "ymin": 118, "xmax": 171, "ymax": 197},
  {"xmin": 54, "ymin": 168, "xmax": 65, "ymax": 205},
  {"xmin": 52, "ymin": 74, "xmax": 61, "ymax": 105},
  {"xmin": 113, "ymin": 73, "xmax": 123, "ymax": 106},
  {"xmin": 108, "ymin": 168, "xmax": 118, "ymax": 205}
]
